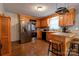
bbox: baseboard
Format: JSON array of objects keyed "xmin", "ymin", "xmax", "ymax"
[{"xmin": 12, "ymin": 40, "xmax": 20, "ymax": 44}]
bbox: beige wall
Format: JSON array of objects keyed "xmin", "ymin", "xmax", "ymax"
[{"xmin": 0, "ymin": 3, "xmax": 4, "ymax": 15}]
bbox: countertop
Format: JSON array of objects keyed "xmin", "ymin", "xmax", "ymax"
[
  {"xmin": 51, "ymin": 32, "xmax": 76, "ymax": 38},
  {"xmin": 46, "ymin": 30, "xmax": 79, "ymax": 38},
  {"xmin": 46, "ymin": 31, "xmax": 76, "ymax": 38},
  {"xmin": 37, "ymin": 30, "xmax": 79, "ymax": 38}
]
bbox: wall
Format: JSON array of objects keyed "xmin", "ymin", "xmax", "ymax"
[
  {"xmin": 4, "ymin": 11, "xmax": 19, "ymax": 41},
  {"xmin": 0, "ymin": 3, "xmax": 4, "ymax": 15}
]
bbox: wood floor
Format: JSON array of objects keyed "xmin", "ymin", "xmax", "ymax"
[
  {"xmin": 11, "ymin": 39, "xmax": 50, "ymax": 56},
  {"xmin": 11, "ymin": 39, "xmax": 78, "ymax": 56}
]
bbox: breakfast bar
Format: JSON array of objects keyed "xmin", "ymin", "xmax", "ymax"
[{"xmin": 46, "ymin": 32, "xmax": 76, "ymax": 56}]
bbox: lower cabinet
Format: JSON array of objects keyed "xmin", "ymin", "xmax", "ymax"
[{"xmin": 37, "ymin": 31, "xmax": 42, "ymax": 39}]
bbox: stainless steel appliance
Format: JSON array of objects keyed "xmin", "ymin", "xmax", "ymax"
[{"xmin": 20, "ymin": 20, "xmax": 36, "ymax": 44}]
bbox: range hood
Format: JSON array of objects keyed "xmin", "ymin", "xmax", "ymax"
[{"xmin": 55, "ymin": 7, "xmax": 69, "ymax": 15}]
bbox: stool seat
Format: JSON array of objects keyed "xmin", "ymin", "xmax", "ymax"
[
  {"xmin": 70, "ymin": 38, "xmax": 79, "ymax": 44},
  {"xmin": 72, "ymin": 38, "xmax": 79, "ymax": 41},
  {"xmin": 49, "ymin": 40, "xmax": 62, "ymax": 44},
  {"xmin": 71, "ymin": 41, "xmax": 79, "ymax": 44}
]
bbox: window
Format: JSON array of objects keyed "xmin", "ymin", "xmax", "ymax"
[{"xmin": 48, "ymin": 16, "xmax": 60, "ymax": 30}]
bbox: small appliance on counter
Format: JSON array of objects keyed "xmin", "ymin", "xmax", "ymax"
[{"xmin": 61, "ymin": 26, "xmax": 70, "ymax": 33}]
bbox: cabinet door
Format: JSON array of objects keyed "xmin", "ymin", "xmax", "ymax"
[
  {"xmin": 64, "ymin": 13, "xmax": 69, "ymax": 26},
  {"xmin": 66, "ymin": 9, "xmax": 75, "ymax": 26},
  {"xmin": 59, "ymin": 15, "xmax": 64, "ymax": 26},
  {"xmin": 59, "ymin": 8, "xmax": 75, "ymax": 26},
  {"xmin": 1, "ymin": 16, "xmax": 11, "ymax": 56},
  {"xmin": 69, "ymin": 8, "xmax": 75, "ymax": 25},
  {"xmin": 37, "ymin": 31, "xmax": 41, "ymax": 39},
  {"xmin": 44, "ymin": 19, "xmax": 48, "ymax": 27},
  {"xmin": 41, "ymin": 19, "xmax": 44, "ymax": 27},
  {"xmin": 41, "ymin": 19, "xmax": 48, "ymax": 27},
  {"xmin": 36, "ymin": 20, "xmax": 40, "ymax": 27}
]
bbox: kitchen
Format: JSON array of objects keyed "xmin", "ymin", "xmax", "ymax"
[{"xmin": 0, "ymin": 3, "xmax": 79, "ymax": 56}]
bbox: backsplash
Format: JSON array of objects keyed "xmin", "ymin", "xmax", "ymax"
[{"xmin": 36, "ymin": 27, "xmax": 49, "ymax": 31}]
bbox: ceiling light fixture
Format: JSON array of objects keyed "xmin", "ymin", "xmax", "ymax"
[{"xmin": 35, "ymin": 6, "xmax": 46, "ymax": 11}]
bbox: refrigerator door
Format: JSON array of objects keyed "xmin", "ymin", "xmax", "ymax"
[{"xmin": 20, "ymin": 22, "xmax": 32, "ymax": 44}]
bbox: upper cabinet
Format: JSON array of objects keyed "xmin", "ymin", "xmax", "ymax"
[
  {"xmin": 59, "ymin": 8, "xmax": 75, "ymax": 26},
  {"xmin": 36, "ymin": 8, "xmax": 75, "ymax": 27},
  {"xmin": 36, "ymin": 19, "xmax": 41, "ymax": 27},
  {"xmin": 40, "ymin": 14, "xmax": 58, "ymax": 27},
  {"xmin": 36, "ymin": 18, "xmax": 48, "ymax": 28},
  {"xmin": 40, "ymin": 18, "xmax": 48, "ymax": 27}
]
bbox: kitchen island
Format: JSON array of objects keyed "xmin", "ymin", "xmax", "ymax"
[{"xmin": 46, "ymin": 32, "xmax": 76, "ymax": 56}]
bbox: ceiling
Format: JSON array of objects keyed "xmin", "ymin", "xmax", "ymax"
[{"xmin": 3, "ymin": 3, "xmax": 79, "ymax": 17}]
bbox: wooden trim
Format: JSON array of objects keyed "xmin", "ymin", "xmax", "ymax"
[
  {"xmin": 17, "ymin": 14, "xmax": 21, "ymax": 44},
  {"xmin": 12, "ymin": 40, "xmax": 20, "ymax": 44}
]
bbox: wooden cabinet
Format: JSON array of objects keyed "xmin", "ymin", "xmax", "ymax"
[
  {"xmin": 0, "ymin": 15, "xmax": 11, "ymax": 56},
  {"xmin": 36, "ymin": 17, "xmax": 48, "ymax": 27},
  {"xmin": 36, "ymin": 20, "xmax": 41, "ymax": 27},
  {"xmin": 59, "ymin": 8, "xmax": 75, "ymax": 26},
  {"xmin": 37, "ymin": 31, "xmax": 42, "ymax": 39},
  {"xmin": 41, "ymin": 18, "xmax": 48, "ymax": 27},
  {"xmin": 69, "ymin": 8, "xmax": 75, "ymax": 25},
  {"xmin": 41, "ymin": 20, "xmax": 43, "ymax": 26}
]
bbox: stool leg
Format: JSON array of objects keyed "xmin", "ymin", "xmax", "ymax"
[
  {"xmin": 57, "ymin": 44, "xmax": 61, "ymax": 56},
  {"xmin": 59, "ymin": 44, "xmax": 62, "ymax": 56},
  {"xmin": 57, "ymin": 44, "xmax": 59, "ymax": 56},
  {"xmin": 78, "ymin": 44, "xmax": 79, "ymax": 56},
  {"xmin": 48, "ymin": 42, "xmax": 51, "ymax": 55},
  {"xmin": 72, "ymin": 43, "xmax": 75, "ymax": 49},
  {"xmin": 68, "ymin": 43, "xmax": 72, "ymax": 56},
  {"xmin": 52, "ymin": 43, "xmax": 53, "ymax": 53}
]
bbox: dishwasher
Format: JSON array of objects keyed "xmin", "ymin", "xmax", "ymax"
[{"xmin": 42, "ymin": 31, "xmax": 46, "ymax": 41}]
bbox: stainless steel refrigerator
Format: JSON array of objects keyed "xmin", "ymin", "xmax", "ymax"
[{"xmin": 20, "ymin": 21, "xmax": 36, "ymax": 44}]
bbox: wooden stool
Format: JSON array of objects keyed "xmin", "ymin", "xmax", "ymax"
[
  {"xmin": 48, "ymin": 40, "xmax": 63, "ymax": 56},
  {"xmin": 68, "ymin": 38, "xmax": 79, "ymax": 56}
]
